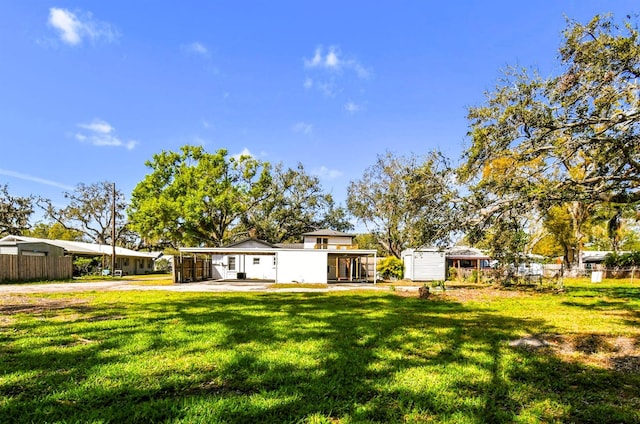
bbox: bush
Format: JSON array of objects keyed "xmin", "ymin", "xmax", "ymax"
[
  {"xmin": 448, "ymin": 267, "xmax": 458, "ymax": 280},
  {"xmin": 154, "ymin": 258, "xmax": 172, "ymax": 273},
  {"xmin": 377, "ymin": 256, "xmax": 404, "ymax": 280},
  {"xmin": 466, "ymin": 270, "xmax": 480, "ymax": 284},
  {"xmin": 72, "ymin": 256, "xmax": 102, "ymax": 276},
  {"xmin": 431, "ymin": 280, "xmax": 446, "ymax": 291},
  {"xmin": 603, "ymin": 251, "xmax": 640, "ymax": 268}
]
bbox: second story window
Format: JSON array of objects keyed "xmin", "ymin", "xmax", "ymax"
[{"xmin": 316, "ymin": 237, "xmax": 328, "ymax": 249}]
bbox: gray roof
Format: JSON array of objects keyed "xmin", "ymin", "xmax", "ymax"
[
  {"xmin": 0, "ymin": 235, "xmax": 160, "ymax": 259},
  {"xmin": 224, "ymin": 238, "xmax": 278, "ymax": 249}
]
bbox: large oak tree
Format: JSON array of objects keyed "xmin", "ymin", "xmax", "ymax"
[
  {"xmin": 347, "ymin": 151, "xmax": 460, "ymax": 258},
  {"xmin": 239, "ymin": 163, "xmax": 352, "ymax": 243},
  {"xmin": 459, "ymin": 14, "xmax": 640, "ymax": 266},
  {"xmin": 128, "ymin": 145, "xmax": 272, "ymax": 247}
]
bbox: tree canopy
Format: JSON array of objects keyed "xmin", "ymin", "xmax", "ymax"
[
  {"xmin": 461, "ymin": 14, "xmax": 640, "ymax": 206},
  {"xmin": 240, "ymin": 163, "xmax": 352, "ymax": 243},
  {"xmin": 459, "ymin": 14, "xmax": 640, "ymax": 264},
  {"xmin": 0, "ymin": 184, "xmax": 34, "ymax": 236},
  {"xmin": 128, "ymin": 145, "xmax": 272, "ymax": 248},
  {"xmin": 347, "ymin": 151, "xmax": 460, "ymax": 257},
  {"xmin": 41, "ymin": 181, "xmax": 127, "ymax": 245},
  {"xmin": 129, "ymin": 146, "xmax": 353, "ymax": 247}
]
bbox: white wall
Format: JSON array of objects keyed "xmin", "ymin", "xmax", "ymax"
[
  {"xmin": 244, "ymin": 254, "xmax": 276, "ymax": 280},
  {"xmin": 211, "ymin": 254, "xmax": 225, "ymax": 279},
  {"xmin": 403, "ymin": 249, "xmax": 446, "ymax": 281},
  {"xmin": 276, "ymin": 250, "xmax": 328, "ymax": 283},
  {"xmin": 210, "ymin": 253, "xmax": 276, "ymax": 280}
]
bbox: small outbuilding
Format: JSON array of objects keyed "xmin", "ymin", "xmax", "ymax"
[{"xmin": 401, "ymin": 248, "xmax": 446, "ymax": 281}]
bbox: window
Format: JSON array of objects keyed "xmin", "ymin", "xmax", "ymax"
[
  {"xmin": 253, "ymin": 257, "xmax": 260, "ymax": 265},
  {"xmin": 316, "ymin": 237, "xmax": 329, "ymax": 249},
  {"xmin": 228, "ymin": 257, "xmax": 236, "ymax": 271}
]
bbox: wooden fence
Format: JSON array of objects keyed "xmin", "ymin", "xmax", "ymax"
[
  {"xmin": 173, "ymin": 255, "xmax": 212, "ymax": 283},
  {"xmin": 0, "ymin": 255, "xmax": 73, "ymax": 282}
]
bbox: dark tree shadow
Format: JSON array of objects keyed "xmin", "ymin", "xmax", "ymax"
[{"xmin": 0, "ymin": 291, "xmax": 639, "ymax": 423}]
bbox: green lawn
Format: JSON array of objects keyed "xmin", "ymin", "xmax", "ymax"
[{"xmin": 1, "ymin": 280, "xmax": 639, "ymax": 423}]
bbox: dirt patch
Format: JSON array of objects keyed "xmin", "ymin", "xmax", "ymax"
[
  {"xmin": 393, "ymin": 287, "xmax": 535, "ymax": 302},
  {"xmin": 511, "ymin": 333, "xmax": 640, "ymax": 372},
  {"xmin": 0, "ymin": 295, "xmax": 91, "ymax": 323}
]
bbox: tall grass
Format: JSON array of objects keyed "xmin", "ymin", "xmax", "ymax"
[{"xmin": 0, "ymin": 280, "xmax": 638, "ymax": 423}]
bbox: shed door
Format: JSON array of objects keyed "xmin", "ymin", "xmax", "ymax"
[{"xmin": 414, "ymin": 251, "xmax": 445, "ymax": 281}]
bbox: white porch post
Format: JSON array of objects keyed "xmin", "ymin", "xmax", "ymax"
[{"xmin": 374, "ymin": 253, "xmax": 377, "ymax": 284}]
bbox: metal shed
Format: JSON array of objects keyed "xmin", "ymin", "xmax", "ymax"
[{"xmin": 401, "ymin": 248, "xmax": 446, "ymax": 281}]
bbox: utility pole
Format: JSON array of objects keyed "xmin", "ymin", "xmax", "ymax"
[{"xmin": 111, "ymin": 182, "xmax": 116, "ymax": 274}]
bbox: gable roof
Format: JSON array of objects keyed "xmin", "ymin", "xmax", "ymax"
[
  {"xmin": 0, "ymin": 235, "xmax": 160, "ymax": 259},
  {"xmin": 302, "ymin": 229, "xmax": 355, "ymax": 237},
  {"xmin": 223, "ymin": 238, "xmax": 278, "ymax": 249},
  {"xmin": 445, "ymin": 246, "xmax": 490, "ymax": 260}
]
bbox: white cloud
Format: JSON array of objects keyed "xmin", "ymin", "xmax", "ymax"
[
  {"xmin": 78, "ymin": 119, "xmax": 113, "ymax": 134},
  {"xmin": 232, "ymin": 148, "xmax": 254, "ymax": 161},
  {"xmin": 48, "ymin": 8, "xmax": 120, "ymax": 46},
  {"xmin": 304, "ymin": 45, "xmax": 370, "ymax": 79},
  {"xmin": 183, "ymin": 41, "xmax": 210, "ymax": 58},
  {"xmin": 0, "ymin": 168, "xmax": 74, "ymax": 190},
  {"xmin": 344, "ymin": 101, "xmax": 361, "ymax": 113},
  {"xmin": 202, "ymin": 120, "xmax": 212, "ymax": 129},
  {"xmin": 313, "ymin": 166, "xmax": 343, "ymax": 179},
  {"xmin": 292, "ymin": 122, "xmax": 313, "ymax": 135},
  {"xmin": 75, "ymin": 119, "xmax": 137, "ymax": 150}
]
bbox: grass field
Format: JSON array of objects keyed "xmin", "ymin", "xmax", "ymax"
[{"xmin": 0, "ymin": 279, "xmax": 639, "ymax": 423}]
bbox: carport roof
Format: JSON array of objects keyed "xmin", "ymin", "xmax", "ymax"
[
  {"xmin": 0, "ymin": 235, "xmax": 160, "ymax": 259},
  {"xmin": 179, "ymin": 246, "xmax": 377, "ymax": 255}
]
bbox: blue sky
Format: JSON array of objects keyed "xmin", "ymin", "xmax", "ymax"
[{"xmin": 1, "ymin": 1, "xmax": 638, "ymax": 221}]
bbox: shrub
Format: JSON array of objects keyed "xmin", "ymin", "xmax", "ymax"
[
  {"xmin": 431, "ymin": 280, "xmax": 446, "ymax": 291},
  {"xmin": 466, "ymin": 270, "xmax": 480, "ymax": 284},
  {"xmin": 72, "ymin": 256, "xmax": 102, "ymax": 276},
  {"xmin": 448, "ymin": 267, "xmax": 458, "ymax": 280},
  {"xmin": 154, "ymin": 258, "xmax": 172, "ymax": 273},
  {"xmin": 603, "ymin": 251, "xmax": 640, "ymax": 268},
  {"xmin": 377, "ymin": 256, "xmax": 404, "ymax": 280}
]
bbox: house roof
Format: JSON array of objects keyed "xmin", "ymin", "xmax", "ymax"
[
  {"xmin": 582, "ymin": 250, "xmax": 626, "ymax": 263},
  {"xmin": 0, "ymin": 235, "xmax": 161, "ymax": 259},
  {"xmin": 302, "ymin": 229, "xmax": 355, "ymax": 237},
  {"xmin": 445, "ymin": 246, "xmax": 490, "ymax": 260},
  {"xmin": 224, "ymin": 238, "xmax": 278, "ymax": 249}
]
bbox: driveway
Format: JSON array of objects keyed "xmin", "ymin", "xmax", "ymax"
[{"xmin": 0, "ymin": 280, "xmax": 394, "ymax": 294}]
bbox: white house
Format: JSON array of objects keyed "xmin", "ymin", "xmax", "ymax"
[{"xmin": 175, "ymin": 229, "xmax": 378, "ymax": 284}]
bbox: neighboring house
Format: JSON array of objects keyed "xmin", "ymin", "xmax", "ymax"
[
  {"xmin": 446, "ymin": 246, "xmax": 491, "ymax": 274},
  {"xmin": 176, "ymin": 229, "xmax": 378, "ymax": 283},
  {"xmin": 582, "ymin": 251, "xmax": 624, "ymax": 269},
  {"xmin": 0, "ymin": 235, "xmax": 161, "ymax": 275},
  {"xmin": 0, "ymin": 239, "xmax": 65, "ymax": 257}
]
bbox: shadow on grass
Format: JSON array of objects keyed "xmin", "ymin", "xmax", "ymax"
[{"xmin": 1, "ymin": 292, "xmax": 639, "ymax": 423}]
